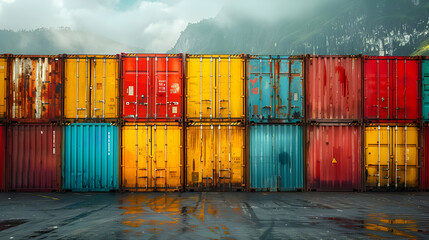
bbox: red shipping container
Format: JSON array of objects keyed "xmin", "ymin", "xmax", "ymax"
[
  {"xmin": 121, "ymin": 53, "xmax": 183, "ymax": 121},
  {"xmin": 6, "ymin": 124, "xmax": 62, "ymax": 191},
  {"xmin": 8, "ymin": 55, "xmax": 63, "ymax": 123},
  {"xmin": 364, "ymin": 56, "xmax": 420, "ymax": 122},
  {"xmin": 306, "ymin": 55, "xmax": 362, "ymax": 122},
  {"xmin": 307, "ymin": 125, "xmax": 362, "ymax": 191},
  {"xmin": 0, "ymin": 125, "xmax": 4, "ymax": 191},
  {"xmin": 422, "ymin": 126, "xmax": 429, "ymax": 190}
]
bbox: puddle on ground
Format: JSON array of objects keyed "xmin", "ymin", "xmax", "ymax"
[{"xmin": 0, "ymin": 219, "xmax": 28, "ymax": 231}]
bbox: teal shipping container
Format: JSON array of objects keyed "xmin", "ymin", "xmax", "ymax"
[
  {"xmin": 422, "ymin": 58, "xmax": 429, "ymax": 121},
  {"xmin": 63, "ymin": 123, "xmax": 119, "ymax": 191},
  {"xmin": 247, "ymin": 55, "xmax": 303, "ymax": 123},
  {"xmin": 249, "ymin": 125, "xmax": 303, "ymax": 191}
]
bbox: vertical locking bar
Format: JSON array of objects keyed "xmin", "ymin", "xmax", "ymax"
[
  {"xmin": 378, "ymin": 126, "xmax": 381, "ymax": 188},
  {"xmin": 377, "ymin": 59, "xmax": 379, "ymax": 119},
  {"xmin": 404, "ymin": 126, "xmax": 407, "ymax": 188},
  {"xmin": 228, "ymin": 124, "xmax": 232, "ymax": 190},
  {"xmin": 145, "ymin": 125, "xmax": 149, "ymax": 189},
  {"xmin": 211, "ymin": 124, "xmax": 214, "ymax": 188},
  {"xmin": 228, "ymin": 57, "xmax": 231, "ymax": 118},
  {"xmin": 103, "ymin": 58, "xmax": 106, "ymax": 118},
  {"xmin": 218, "ymin": 57, "xmax": 221, "ymax": 118},
  {"xmin": 404, "ymin": 60, "xmax": 407, "ymax": 119},
  {"xmin": 154, "ymin": 125, "xmax": 157, "ymax": 190},
  {"xmin": 85, "ymin": 58, "xmax": 88, "ymax": 118},
  {"xmin": 93, "ymin": 58, "xmax": 96, "ymax": 118},
  {"xmin": 135, "ymin": 56, "xmax": 139, "ymax": 119},
  {"xmin": 395, "ymin": 125, "xmax": 398, "ymax": 188},
  {"xmin": 395, "ymin": 59, "xmax": 398, "ymax": 119},
  {"xmin": 387, "ymin": 59, "xmax": 390, "ymax": 118},
  {"xmin": 200, "ymin": 124, "xmax": 203, "ymax": 188},
  {"xmin": 210, "ymin": 57, "xmax": 213, "ymax": 119},
  {"xmin": 135, "ymin": 124, "xmax": 138, "ymax": 189},
  {"xmin": 218, "ymin": 124, "xmax": 221, "ymax": 188},
  {"xmin": 387, "ymin": 126, "xmax": 390, "ymax": 187},
  {"xmin": 165, "ymin": 124, "xmax": 168, "ymax": 190},
  {"xmin": 200, "ymin": 56, "xmax": 202, "ymax": 119},
  {"xmin": 76, "ymin": 58, "xmax": 80, "ymax": 119},
  {"xmin": 166, "ymin": 57, "xmax": 169, "ymax": 118},
  {"xmin": 155, "ymin": 57, "xmax": 158, "ymax": 119},
  {"xmin": 146, "ymin": 56, "xmax": 149, "ymax": 118}
]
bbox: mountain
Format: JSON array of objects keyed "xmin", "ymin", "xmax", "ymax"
[
  {"xmin": 0, "ymin": 28, "xmax": 145, "ymax": 55},
  {"xmin": 170, "ymin": 0, "xmax": 429, "ymax": 56}
]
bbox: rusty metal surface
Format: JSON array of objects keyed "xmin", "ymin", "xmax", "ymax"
[
  {"xmin": 9, "ymin": 55, "xmax": 62, "ymax": 122},
  {"xmin": 305, "ymin": 55, "xmax": 362, "ymax": 122}
]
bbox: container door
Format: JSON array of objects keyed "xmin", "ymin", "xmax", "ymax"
[
  {"xmin": 247, "ymin": 57, "xmax": 272, "ymax": 120},
  {"xmin": 64, "ymin": 57, "xmax": 91, "ymax": 119},
  {"xmin": 92, "ymin": 57, "xmax": 118, "ymax": 118},
  {"xmin": 422, "ymin": 60, "xmax": 429, "ymax": 120},
  {"xmin": 217, "ymin": 57, "xmax": 244, "ymax": 119},
  {"xmin": 122, "ymin": 56, "xmax": 150, "ymax": 119},
  {"xmin": 365, "ymin": 126, "xmax": 391, "ymax": 188},
  {"xmin": 277, "ymin": 58, "xmax": 289, "ymax": 119},
  {"xmin": 289, "ymin": 59, "xmax": 303, "ymax": 120},
  {"xmin": 392, "ymin": 126, "xmax": 418, "ymax": 188},
  {"xmin": 365, "ymin": 59, "xmax": 390, "ymax": 119},
  {"xmin": 0, "ymin": 57, "xmax": 7, "ymax": 118}
]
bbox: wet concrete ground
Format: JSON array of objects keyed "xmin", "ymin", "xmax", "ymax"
[{"xmin": 0, "ymin": 192, "xmax": 428, "ymax": 239}]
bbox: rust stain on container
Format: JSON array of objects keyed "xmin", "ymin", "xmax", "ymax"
[
  {"xmin": 9, "ymin": 55, "xmax": 62, "ymax": 122},
  {"xmin": 6, "ymin": 124, "xmax": 62, "ymax": 191},
  {"xmin": 306, "ymin": 55, "xmax": 362, "ymax": 122}
]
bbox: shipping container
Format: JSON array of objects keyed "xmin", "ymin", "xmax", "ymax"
[
  {"xmin": 0, "ymin": 125, "xmax": 4, "ymax": 191},
  {"xmin": 186, "ymin": 55, "xmax": 245, "ymax": 121},
  {"xmin": 306, "ymin": 55, "xmax": 362, "ymax": 122},
  {"xmin": 0, "ymin": 55, "xmax": 8, "ymax": 119},
  {"xmin": 63, "ymin": 123, "xmax": 119, "ymax": 191},
  {"xmin": 63, "ymin": 55, "xmax": 119, "ymax": 120},
  {"xmin": 247, "ymin": 56, "xmax": 304, "ymax": 123},
  {"xmin": 9, "ymin": 55, "xmax": 62, "ymax": 122},
  {"xmin": 307, "ymin": 125, "xmax": 362, "ymax": 191},
  {"xmin": 364, "ymin": 56, "xmax": 420, "ymax": 122},
  {"xmin": 6, "ymin": 124, "xmax": 62, "ymax": 191},
  {"xmin": 365, "ymin": 125, "xmax": 419, "ymax": 189},
  {"xmin": 422, "ymin": 126, "xmax": 429, "ymax": 190},
  {"xmin": 249, "ymin": 125, "xmax": 303, "ymax": 191},
  {"xmin": 122, "ymin": 54, "xmax": 183, "ymax": 121},
  {"xmin": 186, "ymin": 123, "xmax": 245, "ymax": 191},
  {"xmin": 121, "ymin": 123, "xmax": 182, "ymax": 191},
  {"xmin": 422, "ymin": 58, "xmax": 429, "ymax": 121}
]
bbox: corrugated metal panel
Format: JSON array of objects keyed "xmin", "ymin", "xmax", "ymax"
[
  {"xmin": 247, "ymin": 56, "xmax": 303, "ymax": 123},
  {"xmin": 365, "ymin": 125, "xmax": 418, "ymax": 189},
  {"xmin": 307, "ymin": 125, "xmax": 362, "ymax": 191},
  {"xmin": 121, "ymin": 123, "xmax": 182, "ymax": 191},
  {"xmin": 64, "ymin": 55, "xmax": 119, "ymax": 120},
  {"xmin": 249, "ymin": 125, "xmax": 303, "ymax": 191},
  {"xmin": 186, "ymin": 55, "xmax": 245, "ymax": 121},
  {"xmin": 9, "ymin": 55, "xmax": 62, "ymax": 122},
  {"xmin": 306, "ymin": 55, "xmax": 362, "ymax": 122},
  {"xmin": 422, "ymin": 59, "xmax": 429, "ymax": 121},
  {"xmin": 364, "ymin": 56, "xmax": 420, "ymax": 122},
  {"xmin": 122, "ymin": 54, "xmax": 183, "ymax": 121},
  {"xmin": 0, "ymin": 125, "xmax": 4, "ymax": 191},
  {"xmin": 186, "ymin": 123, "xmax": 245, "ymax": 191},
  {"xmin": 0, "ymin": 55, "xmax": 7, "ymax": 119},
  {"xmin": 63, "ymin": 123, "xmax": 119, "ymax": 191},
  {"xmin": 6, "ymin": 124, "xmax": 62, "ymax": 191},
  {"xmin": 422, "ymin": 127, "xmax": 429, "ymax": 190}
]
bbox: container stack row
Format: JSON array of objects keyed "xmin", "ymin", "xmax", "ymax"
[{"xmin": 0, "ymin": 53, "xmax": 428, "ymax": 192}]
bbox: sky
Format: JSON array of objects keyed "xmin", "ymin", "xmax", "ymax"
[{"xmin": 0, "ymin": 0, "xmax": 321, "ymax": 52}]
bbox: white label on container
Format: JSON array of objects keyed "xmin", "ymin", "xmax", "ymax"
[
  {"xmin": 293, "ymin": 93, "xmax": 299, "ymax": 101},
  {"xmin": 172, "ymin": 106, "xmax": 177, "ymax": 113},
  {"xmin": 128, "ymin": 86, "xmax": 134, "ymax": 96}
]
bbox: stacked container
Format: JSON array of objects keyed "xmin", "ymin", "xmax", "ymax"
[
  {"xmin": 247, "ymin": 56, "xmax": 304, "ymax": 191},
  {"xmin": 120, "ymin": 54, "xmax": 183, "ymax": 192},
  {"xmin": 185, "ymin": 54, "xmax": 245, "ymax": 191},
  {"xmin": 422, "ymin": 57, "xmax": 429, "ymax": 190},
  {"xmin": 305, "ymin": 55, "xmax": 363, "ymax": 191},
  {"xmin": 6, "ymin": 55, "xmax": 63, "ymax": 191},
  {"xmin": 363, "ymin": 56, "xmax": 421, "ymax": 190},
  {"xmin": 62, "ymin": 55, "xmax": 120, "ymax": 191}
]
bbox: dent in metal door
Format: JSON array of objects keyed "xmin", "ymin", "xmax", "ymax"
[
  {"xmin": 121, "ymin": 123, "xmax": 182, "ymax": 191},
  {"xmin": 365, "ymin": 125, "xmax": 419, "ymax": 189},
  {"xmin": 0, "ymin": 56, "xmax": 7, "ymax": 119},
  {"xmin": 64, "ymin": 55, "xmax": 119, "ymax": 119},
  {"xmin": 186, "ymin": 123, "xmax": 245, "ymax": 190}
]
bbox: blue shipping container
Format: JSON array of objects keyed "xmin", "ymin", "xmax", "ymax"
[
  {"xmin": 422, "ymin": 59, "xmax": 429, "ymax": 121},
  {"xmin": 247, "ymin": 56, "xmax": 303, "ymax": 123},
  {"xmin": 249, "ymin": 125, "xmax": 303, "ymax": 191},
  {"xmin": 63, "ymin": 123, "xmax": 119, "ymax": 191}
]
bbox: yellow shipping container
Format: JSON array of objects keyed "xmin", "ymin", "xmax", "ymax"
[
  {"xmin": 186, "ymin": 55, "xmax": 245, "ymax": 121},
  {"xmin": 121, "ymin": 123, "xmax": 182, "ymax": 191},
  {"xmin": 64, "ymin": 55, "xmax": 119, "ymax": 119},
  {"xmin": 0, "ymin": 55, "xmax": 7, "ymax": 118},
  {"xmin": 186, "ymin": 123, "xmax": 245, "ymax": 190},
  {"xmin": 365, "ymin": 125, "xmax": 419, "ymax": 189}
]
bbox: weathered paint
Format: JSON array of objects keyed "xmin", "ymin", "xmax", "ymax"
[
  {"xmin": 306, "ymin": 55, "xmax": 362, "ymax": 122},
  {"xmin": 63, "ymin": 123, "xmax": 119, "ymax": 191},
  {"xmin": 64, "ymin": 55, "xmax": 119, "ymax": 120},
  {"xmin": 186, "ymin": 55, "xmax": 245, "ymax": 121},
  {"xmin": 9, "ymin": 56, "xmax": 62, "ymax": 122},
  {"xmin": 365, "ymin": 125, "xmax": 418, "ymax": 190},
  {"xmin": 249, "ymin": 125, "xmax": 303, "ymax": 191},
  {"xmin": 422, "ymin": 59, "xmax": 429, "ymax": 121},
  {"xmin": 6, "ymin": 124, "xmax": 62, "ymax": 191},
  {"xmin": 186, "ymin": 123, "xmax": 245, "ymax": 191},
  {"xmin": 307, "ymin": 125, "xmax": 362, "ymax": 191},
  {"xmin": 0, "ymin": 125, "xmax": 4, "ymax": 191},
  {"xmin": 121, "ymin": 123, "xmax": 182, "ymax": 191},
  {"xmin": 247, "ymin": 56, "xmax": 303, "ymax": 123},
  {"xmin": 122, "ymin": 54, "xmax": 183, "ymax": 121},
  {"xmin": 364, "ymin": 56, "xmax": 420, "ymax": 122},
  {"xmin": 422, "ymin": 126, "xmax": 429, "ymax": 190},
  {"xmin": 0, "ymin": 55, "xmax": 7, "ymax": 119}
]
